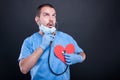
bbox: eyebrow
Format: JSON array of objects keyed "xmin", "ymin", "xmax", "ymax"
[
  {"xmin": 43, "ymin": 12, "xmax": 56, "ymax": 15},
  {"xmin": 43, "ymin": 12, "xmax": 49, "ymax": 15}
]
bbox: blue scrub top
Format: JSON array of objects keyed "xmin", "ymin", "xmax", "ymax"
[{"xmin": 18, "ymin": 31, "xmax": 83, "ymax": 80}]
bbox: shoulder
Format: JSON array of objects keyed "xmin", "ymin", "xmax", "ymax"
[
  {"xmin": 23, "ymin": 32, "xmax": 40, "ymax": 43},
  {"xmin": 57, "ymin": 31, "xmax": 73, "ymax": 39}
]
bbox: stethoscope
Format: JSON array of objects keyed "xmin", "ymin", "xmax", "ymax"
[
  {"xmin": 43, "ymin": 22, "xmax": 68, "ymax": 75},
  {"xmin": 48, "ymin": 42, "xmax": 68, "ymax": 76}
]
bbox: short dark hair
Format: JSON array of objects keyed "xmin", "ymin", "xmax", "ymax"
[{"xmin": 36, "ymin": 3, "xmax": 55, "ymax": 17}]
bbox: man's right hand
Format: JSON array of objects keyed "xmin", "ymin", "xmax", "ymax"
[{"xmin": 40, "ymin": 33, "xmax": 55, "ymax": 50}]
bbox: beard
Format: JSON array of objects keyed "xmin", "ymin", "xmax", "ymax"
[{"xmin": 46, "ymin": 20, "xmax": 55, "ymax": 28}]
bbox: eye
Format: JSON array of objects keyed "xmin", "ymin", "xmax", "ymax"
[
  {"xmin": 52, "ymin": 13, "xmax": 56, "ymax": 17},
  {"xmin": 43, "ymin": 13, "xmax": 49, "ymax": 16}
]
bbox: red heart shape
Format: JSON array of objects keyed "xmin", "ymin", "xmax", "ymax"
[{"xmin": 54, "ymin": 44, "xmax": 74, "ymax": 63}]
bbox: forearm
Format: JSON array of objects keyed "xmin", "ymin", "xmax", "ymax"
[
  {"xmin": 79, "ymin": 52, "xmax": 86, "ymax": 62},
  {"xmin": 19, "ymin": 47, "xmax": 43, "ymax": 74}
]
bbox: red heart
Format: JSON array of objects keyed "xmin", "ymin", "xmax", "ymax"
[{"xmin": 54, "ymin": 44, "xmax": 74, "ymax": 63}]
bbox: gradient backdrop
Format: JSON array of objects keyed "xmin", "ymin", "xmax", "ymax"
[{"xmin": 0, "ymin": 0, "xmax": 120, "ymax": 80}]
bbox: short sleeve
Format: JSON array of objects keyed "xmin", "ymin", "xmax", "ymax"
[
  {"xmin": 18, "ymin": 37, "xmax": 33, "ymax": 61},
  {"xmin": 72, "ymin": 38, "xmax": 84, "ymax": 54}
]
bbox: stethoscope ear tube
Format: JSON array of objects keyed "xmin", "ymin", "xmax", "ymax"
[{"xmin": 48, "ymin": 45, "xmax": 68, "ymax": 76}]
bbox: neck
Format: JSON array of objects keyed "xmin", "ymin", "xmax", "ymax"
[
  {"xmin": 39, "ymin": 31, "xmax": 56, "ymax": 36},
  {"xmin": 39, "ymin": 31, "xmax": 44, "ymax": 35}
]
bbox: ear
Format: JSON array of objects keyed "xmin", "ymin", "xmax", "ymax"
[{"xmin": 35, "ymin": 16, "xmax": 40, "ymax": 25}]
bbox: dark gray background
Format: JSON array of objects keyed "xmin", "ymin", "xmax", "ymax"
[{"xmin": 0, "ymin": 0, "xmax": 120, "ymax": 80}]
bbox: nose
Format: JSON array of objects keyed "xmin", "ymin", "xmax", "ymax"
[
  {"xmin": 49, "ymin": 16, "xmax": 54, "ymax": 21},
  {"xmin": 49, "ymin": 20, "xmax": 53, "ymax": 23},
  {"xmin": 49, "ymin": 15, "xmax": 56, "ymax": 24}
]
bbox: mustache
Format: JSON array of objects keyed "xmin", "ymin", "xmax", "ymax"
[{"xmin": 47, "ymin": 21, "xmax": 55, "ymax": 27}]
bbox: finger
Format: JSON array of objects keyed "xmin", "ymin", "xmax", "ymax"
[
  {"xmin": 66, "ymin": 62, "xmax": 72, "ymax": 65},
  {"xmin": 63, "ymin": 53, "xmax": 70, "ymax": 57},
  {"xmin": 49, "ymin": 34, "xmax": 55, "ymax": 39},
  {"xmin": 44, "ymin": 32, "xmax": 51, "ymax": 35},
  {"xmin": 65, "ymin": 58, "xmax": 71, "ymax": 64},
  {"xmin": 65, "ymin": 59, "xmax": 71, "ymax": 63},
  {"xmin": 64, "ymin": 56, "xmax": 70, "ymax": 60},
  {"xmin": 50, "ymin": 36, "xmax": 55, "ymax": 41}
]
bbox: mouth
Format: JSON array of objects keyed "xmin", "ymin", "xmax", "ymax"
[{"xmin": 47, "ymin": 23, "xmax": 54, "ymax": 28}]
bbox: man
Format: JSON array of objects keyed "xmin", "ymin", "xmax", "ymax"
[{"xmin": 18, "ymin": 3, "xmax": 86, "ymax": 80}]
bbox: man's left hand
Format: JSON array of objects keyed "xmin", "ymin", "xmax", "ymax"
[{"xmin": 63, "ymin": 53, "xmax": 83, "ymax": 65}]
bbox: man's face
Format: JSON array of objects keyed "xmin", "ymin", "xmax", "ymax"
[{"xmin": 38, "ymin": 6, "xmax": 56, "ymax": 28}]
